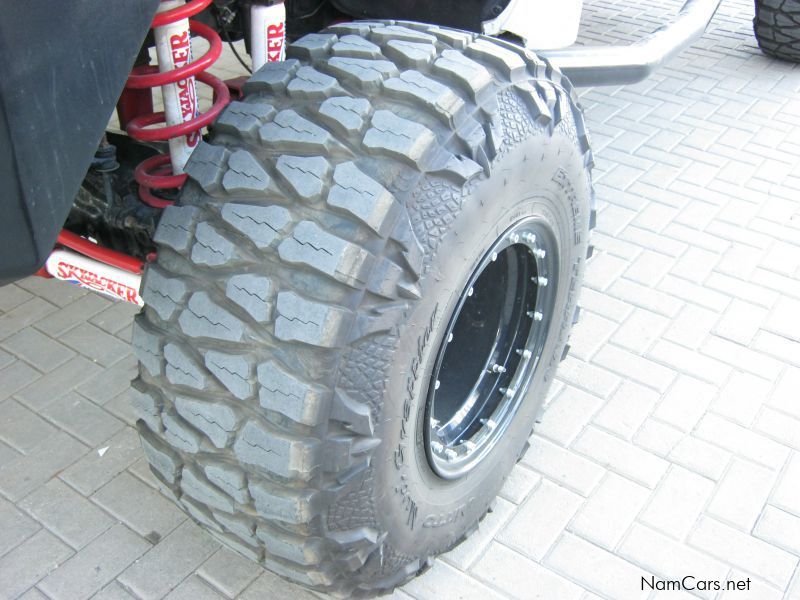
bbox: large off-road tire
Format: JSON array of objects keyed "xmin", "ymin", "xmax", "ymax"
[
  {"xmin": 754, "ymin": 0, "xmax": 800, "ymax": 62},
  {"xmin": 131, "ymin": 20, "xmax": 594, "ymax": 596}
]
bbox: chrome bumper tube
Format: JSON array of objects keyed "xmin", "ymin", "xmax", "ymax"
[{"xmin": 540, "ymin": 0, "xmax": 722, "ymax": 87}]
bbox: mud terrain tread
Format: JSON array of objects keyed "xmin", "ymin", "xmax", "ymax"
[
  {"xmin": 754, "ymin": 0, "xmax": 800, "ymax": 62},
  {"xmin": 134, "ymin": 20, "xmax": 594, "ymax": 597}
]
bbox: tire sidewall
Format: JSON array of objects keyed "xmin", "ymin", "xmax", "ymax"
[{"xmin": 371, "ymin": 128, "xmax": 590, "ymax": 557}]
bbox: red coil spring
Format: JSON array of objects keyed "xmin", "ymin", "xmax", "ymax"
[{"xmin": 124, "ymin": 0, "xmax": 231, "ymax": 208}]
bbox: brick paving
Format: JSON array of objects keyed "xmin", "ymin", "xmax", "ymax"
[{"xmin": 1, "ymin": 0, "xmax": 799, "ymax": 598}]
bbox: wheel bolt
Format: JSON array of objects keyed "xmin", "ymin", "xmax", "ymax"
[
  {"xmin": 537, "ymin": 276, "xmax": 548, "ymax": 287},
  {"xmin": 444, "ymin": 448, "xmax": 458, "ymax": 461},
  {"xmin": 480, "ymin": 418, "xmax": 497, "ymax": 431},
  {"xmin": 524, "ymin": 232, "xmax": 536, "ymax": 244},
  {"xmin": 447, "ymin": 332, "xmax": 453, "ymax": 343},
  {"xmin": 491, "ymin": 252, "xmax": 498, "ymax": 262},
  {"xmin": 534, "ymin": 248, "xmax": 546, "ymax": 259},
  {"xmin": 434, "ymin": 379, "xmax": 441, "ymax": 390},
  {"xmin": 490, "ymin": 363, "xmax": 507, "ymax": 374},
  {"xmin": 527, "ymin": 310, "xmax": 543, "ymax": 321},
  {"xmin": 511, "ymin": 234, "xmax": 520, "ymax": 244},
  {"xmin": 461, "ymin": 440, "xmax": 476, "ymax": 452},
  {"xmin": 522, "ymin": 349, "xmax": 532, "ymax": 359},
  {"xmin": 432, "ymin": 441, "xmax": 444, "ymax": 453}
]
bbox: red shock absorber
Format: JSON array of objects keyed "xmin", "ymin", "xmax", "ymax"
[{"xmin": 123, "ymin": 0, "xmax": 231, "ymax": 208}]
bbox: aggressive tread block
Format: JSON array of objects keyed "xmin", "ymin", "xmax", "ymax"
[
  {"xmin": 142, "ymin": 267, "xmax": 187, "ymax": 321},
  {"xmin": 278, "ymin": 220, "xmax": 374, "ymax": 287},
  {"xmin": 179, "ymin": 292, "xmax": 245, "ymax": 342},
  {"xmin": 162, "ymin": 411, "xmax": 203, "ymax": 453},
  {"xmin": 363, "ymin": 110, "xmax": 437, "ymax": 168},
  {"xmin": 223, "ymin": 150, "xmax": 273, "ymax": 194},
  {"xmin": 221, "ymin": 204, "xmax": 291, "ymax": 250},
  {"xmin": 225, "ymin": 274, "xmax": 272, "ymax": 324},
  {"xmin": 244, "ymin": 59, "xmax": 299, "ymax": 95},
  {"xmin": 181, "ymin": 466, "xmax": 236, "ymax": 513},
  {"xmin": 164, "ymin": 343, "xmax": 205, "ymax": 389},
  {"xmin": 233, "ymin": 421, "xmax": 319, "ymax": 480},
  {"xmin": 139, "ymin": 428, "xmax": 181, "ymax": 484},
  {"xmin": 287, "ymin": 65, "xmax": 344, "ymax": 99},
  {"xmin": 153, "ymin": 205, "xmax": 200, "ymax": 253},
  {"xmin": 204, "ymin": 462, "xmax": 251, "ymax": 505},
  {"xmin": 319, "ymin": 96, "xmax": 372, "ymax": 135},
  {"xmin": 331, "ymin": 35, "xmax": 383, "ymax": 59},
  {"xmin": 257, "ymin": 360, "xmax": 327, "ymax": 426},
  {"xmin": 326, "ymin": 57, "xmax": 399, "ymax": 92},
  {"xmin": 276, "ymin": 155, "xmax": 331, "ymax": 202},
  {"xmin": 259, "ymin": 110, "xmax": 335, "ymax": 152},
  {"xmin": 274, "ymin": 291, "xmax": 353, "ymax": 348},
  {"xmin": 191, "ymin": 222, "xmax": 238, "ymax": 266},
  {"xmin": 175, "ymin": 395, "xmax": 240, "ymax": 449},
  {"xmin": 327, "ymin": 161, "xmax": 397, "ymax": 235}
]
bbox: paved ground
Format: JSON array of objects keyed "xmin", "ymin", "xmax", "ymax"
[{"xmin": 2, "ymin": 0, "xmax": 800, "ymax": 598}]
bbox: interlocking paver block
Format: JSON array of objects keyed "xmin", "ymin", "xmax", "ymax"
[
  {"xmin": 0, "ymin": 399, "xmax": 58, "ymax": 453},
  {"xmin": 689, "ymin": 516, "xmax": 797, "ymax": 588},
  {"xmin": 60, "ymin": 323, "xmax": 131, "ymax": 368},
  {"xmin": 92, "ymin": 472, "xmax": 186, "ymax": 540},
  {"xmin": 20, "ymin": 479, "xmax": 114, "ymax": 550},
  {"xmin": 441, "ymin": 497, "xmax": 516, "ymax": 570},
  {"xmin": 59, "ymin": 427, "xmax": 142, "ymax": 495},
  {"xmin": 521, "ymin": 435, "xmax": 605, "ymax": 496},
  {"xmin": 0, "ymin": 530, "xmax": 73, "ymax": 599},
  {"xmin": 639, "ymin": 465, "xmax": 715, "ymax": 540},
  {"xmin": 14, "ymin": 355, "xmax": 103, "ymax": 411},
  {"xmin": 546, "ymin": 533, "xmax": 649, "ymax": 600},
  {"xmin": 570, "ymin": 472, "xmax": 650, "ymax": 549},
  {"xmin": 619, "ymin": 524, "xmax": 729, "ymax": 599},
  {"xmin": 0, "ymin": 431, "xmax": 87, "ymax": 501},
  {"xmin": 0, "ymin": 498, "xmax": 40, "ymax": 557},
  {"xmin": 40, "ymin": 392, "xmax": 124, "ymax": 447},
  {"xmin": 572, "ymin": 426, "xmax": 669, "ymax": 488},
  {"xmin": 38, "ymin": 524, "xmax": 150, "ymax": 600},
  {"xmin": 117, "ymin": 521, "xmax": 219, "ymax": 600},
  {"xmin": 497, "ymin": 480, "xmax": 583, "ymax": 560},
  {"xmin": 197, "ymin": 547, "xmax": 263, "ymax": 599},
  {"xmin": 0, "ymin": 327, "xmax": 75, "ymax": 373},
  {"xmin": 164, "ymin": 575, "xmax": 226, "ymax": 600},
  {"xmin": 473, "ymin": 542, "xmax": 583, "ymax": 600}
]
